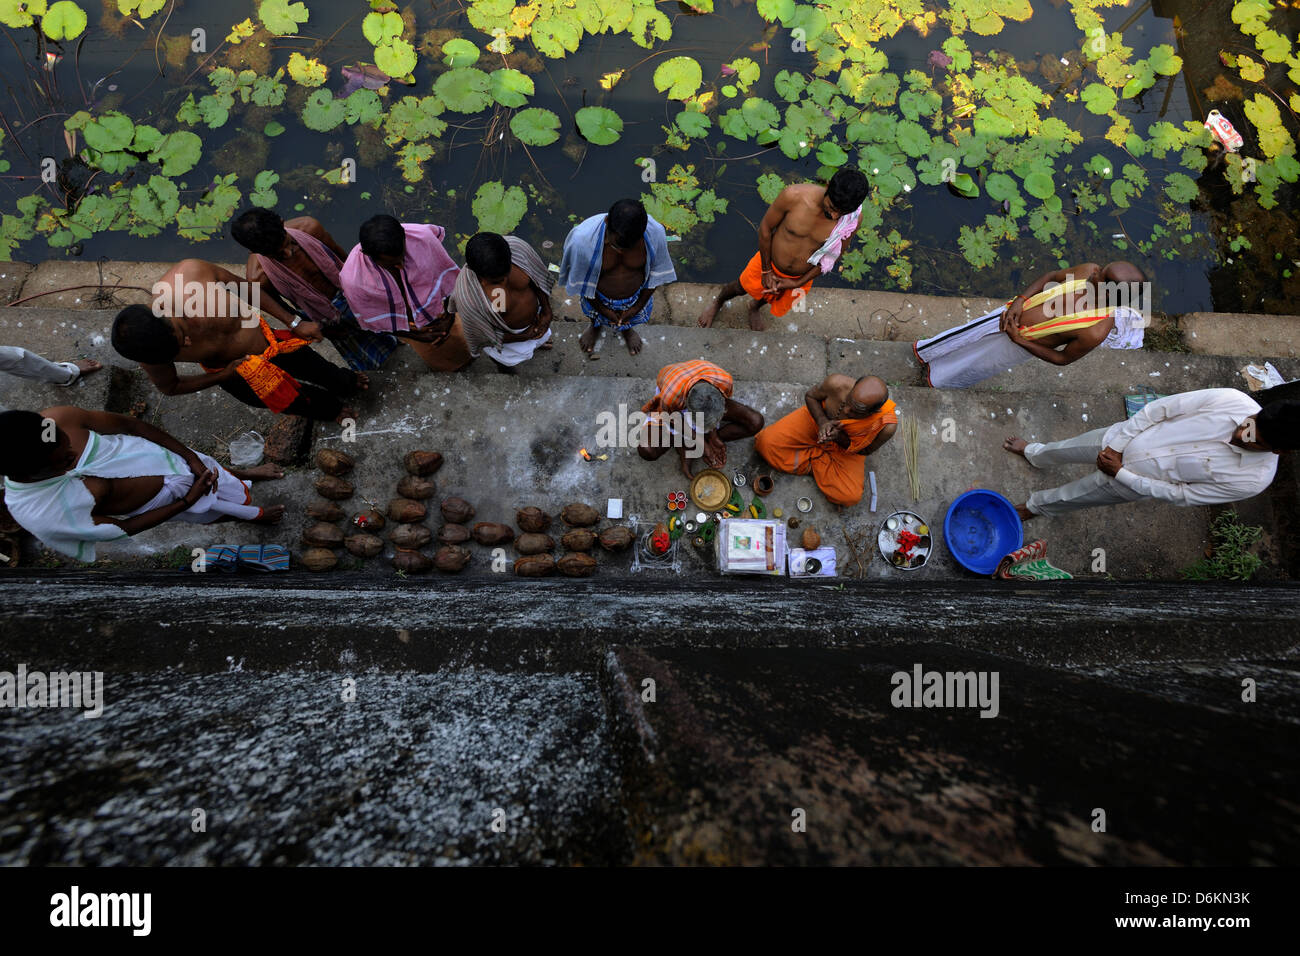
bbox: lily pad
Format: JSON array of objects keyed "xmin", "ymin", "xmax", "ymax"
[
  {"xmin": 1148, "ymin": 44, "xmax": 1183, "ymax": 76},
  {"xmin": 264, "ymin": 121, "xmax": 285, "ymax": 137},
  {"xmin": 1023, "ymin": 171, "xmax": 1055, "ymax": 199},
  {"xmin": 755, "ymin": 172, "xmax": 786, "ymax": 204},
  {"xmin": 259, "ymin": 0, "xmax": 308, "ymax": 35},
  {"xmin": 250, "ymin": 169, "xmax": 279, "ymax": 208},
  {"xmin": 302, "ymin": 89, "xmax": 347, "ymax": 131},
  {"xmin": 435, "ymin": 68, "xmax": 492, "ymax": 113},
  {"xmin": 489, "ymin": 68, "xmax": 534, "ymax": 108},
  {"xmin": 1163, "ymin": 171, "xmax": 1199, "ymax": 203},
  {"xmin": 755, "ymin": 0, "xmax": 794, "ymax": 24},
  {"xmin": 128, "ymin": 175, "xmax": 179, "ymax": 233},
  {"xmin": 575, "ymin": 106, "xmax": 623, "ymax": 146},
  {"xmin": 396, "ymin": 142, "xmax": 435, "ymax": 182},
  {"xmin": 817, "ymin": 142, "xmax": 848, "ymax": 167},
  {"xmin": 374, "ymin": 39, "xmax": 417, "ymax": 79},
  {"xmin": 287, "ymin": 52, "xmax": 328, "ymax": 87},
  {"xmin": 675, "ymin": 109, "xmax": 711, "ymax": 138},
  {"xmin": 510, "ymin": 107, "xmax": 561, "ymax": 146},
  {"xmin": 383, "ymin": 96, "xmax": 446, "ymax": 146},
  {"xmin": 442, "ymin": 38, "xmax": 481, "ymax": 68},
  {"xmin": 654, "ymin": 56, "xmax": 704, "ymax": 100},
  {"xmin": 41, "ymin": 0, "xmax": 86, "ymax": 39},
  {"xmin": 1, "ymin": 0, "xmax": 47, "ymax": 29},
  {"xmin": 629, "ymin": 6, "xmax": 671, "ymax": 49},
  {"xmin": 82, "ymin": 112, "xmax": 134, "ymax": 153},
  {"xmin": 343, "ymin": 88, "xmax": 384, "ymax": 126},
  {"xmin": 148, "ymin": 131, "xmax": 202, "ymax": 176},
  {"xmin": 949, "ymin": 172, "xmax": 979, "ymax": 198},
  {"xmin": 362, "ymin": 10, "xmax": 403, "ymax": 45},
  {"xmin": 1081, "ymin": 84, "xmax": 1118, "ymax": 115},
  {"xmin": 472, "ymin": 181, "xmax": 527, "ymax": 234}
]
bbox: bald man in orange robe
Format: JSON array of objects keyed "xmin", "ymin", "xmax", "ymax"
[{"xmin": 755, "ymin": 374, "xmax": 898, "ymax": 507}]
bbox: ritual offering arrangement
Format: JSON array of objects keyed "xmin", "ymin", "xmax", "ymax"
[
  {"xmin": 716, "ymin": 518, "xmax": 787, "ymax": 576},
  {"xmin": 516, "ymin": 507, "xmax": 552, "ymax": 533},
  {"xmin": 561, "ymin": 502, "xmax": 601, "ymax": 527},
  {"xmin": 599, "ymin": 525, "xmax": 635, "ymax": 551},
  {"xmin": 315, "ymin": 448, "xmax": 354, "ymax": 477},
  {"xmin": 351, "ymin": 509, "xmax": 385, "ymax": 532},
  {"xmin": 440, "ymin": 497, "xmax": 475, "ymax": 523},
  {"xmin": 344, "ymin": 534, "xmax": 384, "ymax": 559},
  {"xmin": 689, "ymin": 469, "xmax": 732, "ymax": 512},
  {"xmin": 388, "ymin": 498, "xmax": 428, "ymax": 523},
  {"xmin": 396, "ymin": 476, "xmax": 437, "ymax": 500},
  {"xmin": 648, "ymin": 522, "xmax": 672, "ymax": 556},
  {"xmin": 314, "ymin": 476, "xmax": 354, "ymax": 501},
  {"xmin": 561, "ymin": 528, "xmax": 598, "ymax": 552},
  {"xmin": 878, "ymin": 511, "xmax": 932, "ymax": 570},
  {"xmin": 434, "ymin": 546, "xmax": 472, "ymax": 573},
  {"xmin": 404, "ymin": 450, "xmax": 444, "ymax": 477}
]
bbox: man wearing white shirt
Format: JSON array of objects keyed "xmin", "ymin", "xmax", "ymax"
[{"xmin": 1002, "ymin": 388, "xmax": 1296, "ymax": 520}]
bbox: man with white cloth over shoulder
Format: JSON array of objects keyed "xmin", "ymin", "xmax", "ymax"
[
  {"xmin": 451, "ymin": 232, "xmax": 554, "ymax": 372},
  {"xmin": 1002, "ymin": 388, "xmax": 1300, "ymax": 521}
]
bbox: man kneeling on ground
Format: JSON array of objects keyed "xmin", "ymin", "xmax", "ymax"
[
  {"xmin": 755, "ymin": 373, "xmax": 898, "ymax": 507},
  {"xmin": 1, "ymin": 405, "xmax": 284, "ymax": 562},
  {"xmin": 638, "ymin": 359, "xmax": 763, "ymax": 479}
]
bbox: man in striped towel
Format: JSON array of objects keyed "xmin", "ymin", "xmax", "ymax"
[
  {"xmin": 451, "ymin": 232, "xmax": 554, "ymax": 372},
  {"xmin": 638, "ymin": 359, "xmax": 763, "ymax": 479},
  {"xmin": 914, "ymin": 261, "xmax": 1148, "ymax": 389}
]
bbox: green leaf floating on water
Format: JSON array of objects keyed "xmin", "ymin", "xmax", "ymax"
[
  {"xmin": 629, "ymin": 6, "xmax": 671, "ymax": 49},
  {"xmin": 950, "ymin": 173, "xmax": 979, "ymax": 198},
  {"xmin": 1243, "ymin": 93, "xmax": 1291, "ymax": 159},
  {"xmin": 128, "ymin": 174, "xmax": 179, "ymax": 235},
  {"xmin": 435, "ymin": 68, "xmax": 492, "ymax": 113},
  {"xmin": 1255, "ymin": 29, "xmax": 1291, "ymax": 64},
  {"xmin": 510, "ymin": 107, "xmax": 560, "ymax": 146},
  {"xmin": 958, "ymin": 224, "xmax": 997, "ymax": 268},
  {"xmin": 756, "ymin": 0, "xmax": 795, "ymax": 25},
  {"xmin": 250, "ymin": 169, "xmax": 279, "ymax": 208},
  {"xmin": 489, "ymin": 68, "xmax": 534, "ymax": 108},
  {"xmin": 303, "ymin": 89, "xmax": 347, "ymax": 131},
  {"xmin": 264, "ymin": 121, "xmax": 285, "ymax": 137},
  {"xmin": 654, "ymin": 56, "xmax": 703, "ymax": 100},
  {"xmin": 384, "ymin": 96, "xmax": 446, "ymax": 146},
  {"xmin": 81, "ymin": 112, "xmax": 134, "ymax": 152},
  {"xmin": 472, "ymin": 181, "xmax": 527, "ymax": 234},
  {"xmin": 1022, "ymin": 171, "xmax": 1055, "ymax": 200},
  {"xmin": 259, "ymin": 0, "xmax": 308, "ymax": 35},
  {"xmin": 674, "ymin": 109, "xmax": 711, "ymax": 139},
  {"xmin": 147, "ymin": 131, "xmax": 202, "ymax": 176},
  {"xmin": 344, "ymin": 89, "xmax": 384, "ymax": 126},
  {"xmin": 755, "ymin": 172, "xmax": 786, "ymax": 204},
  {"xmin": 1, "ymin": 0, "xmax": 47, "ymax": 30},
  {"xmin": 41, "ymin": 0, "xmax": 86, "ymax": 40},
  {"xmin": 1163, "ymin": 172, "xmax": 1199, "ymax": 203},
  {"xmin": 362, "ymin": 10, "xmax": 403, "ymax": 45},
  {"xmin": 895, "ymin": 120, "xmax": 931, "ymax": 158},
  {"xmin": 985, "ymin": 172, "xmax": 1018, "ymax": 202},
  {"xmin": 1081, "ymin": 84, "xmax": 1118, "ymax": 115},
  {"xmin": 532, "ymin": 14, "xmax": 582, "ymax": 58},
  {"xmin": 1148, "ymin": 44, "xmax": 1182, "ymax": 76},
  {"xmin": 442, "ymin": 38, "xmax": 481, "ymax": 68},
  {"xmin": 396, "ymin": 143, "xmax": 434, "ymax": 183},
  {"xmin": 575, "ymin": 106, "xmax": 622, "ymax": 146},
  {"xmin": 375, "ymin": 39, "xmax": 417, "ymax": 79},
  {"xmin": 817, "ymin": 142, "xmax": 848, "ymax": 167}
]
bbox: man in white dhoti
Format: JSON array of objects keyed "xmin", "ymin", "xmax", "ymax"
[
  {"xmin": 0, "ymin": 405, "xmax": 285, "ymax": 561},
  {"xmin": 1002, "ymin": 389, "xmax": 1297, "ymax": 520},
  {"xmin": 0, "ymin": 347, "xmax": 101, "ymax": 386},
  {"xmin": 451, "ymin": 232, "xmax": 555, "ymax": 372},
  {"xmin": 915, "ymin": 261, "xmax": 1147, "ymax": 388}
]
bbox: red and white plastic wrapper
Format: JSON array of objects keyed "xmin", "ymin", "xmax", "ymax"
[{"xmin": 1204, "ymin": 110, "xmax": 1243, "ymax": 152}]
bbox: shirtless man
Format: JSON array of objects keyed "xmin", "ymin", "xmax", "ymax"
[
  {"xmin": 558, "ymin": 199, "xmax": 677, "ymax": 357},
  {"xmin": 0, "ymin": 405, "xmax": 284, "ymax": 562},
  {"xmin": 232, "ymin": 208, "xmax": 399, "ymax": 372},
  {"xmin": 637, "ymin": 359, "xmax": 764, "ymax": 480},
  {"xmin": 453, "ymin": 232, "xmax": 554, "ymax": 372},
  {"xmin": 699, "ymin": 168, "xmax": 869, "ymax": 331},
  {"xmin": 755, "ymin": 374, "xmax": 898, "ymax": 507},
  {"xmin": 110, "ymin": 259, "xmax": 364, "ymax": 423},
  {"xmin": 914, "ymin": 260, "xmax": 1148, "ymax": 389}
]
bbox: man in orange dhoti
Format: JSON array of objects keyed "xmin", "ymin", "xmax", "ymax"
[{"xmin": 755, "ymin": 374, "xmax": 898, "ymax": 507}]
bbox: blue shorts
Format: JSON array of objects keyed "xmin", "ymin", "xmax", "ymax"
[{"xmin": 581, "ymin": 288, "xmax": 654, "ymax": 328}]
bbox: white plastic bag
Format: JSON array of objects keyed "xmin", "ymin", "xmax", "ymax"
[{"xmin": 228, "ymin": 431, "xmax": 265, "ymax": 467}]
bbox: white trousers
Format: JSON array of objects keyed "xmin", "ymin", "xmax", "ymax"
[
  {"xmin": 0, "ymin": 346, "xmax": 78, "ymax": 385},
  {"xmin": 1024, "ymin": 426, "xmax": 1143, "ymax": 516}
]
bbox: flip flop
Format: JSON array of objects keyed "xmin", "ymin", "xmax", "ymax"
[
  {"xmin": 204, "ymin": 545, "xmax": 240, "ymax": 572},
  {"xmin": 237, "ymin": 544, "xmax": 290, "ymax": 572}
]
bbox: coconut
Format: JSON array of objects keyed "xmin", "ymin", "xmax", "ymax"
[
  {"xmin": 598, "ymin": 525, "xmax": 635, "ymax": 551},
  {"xmin": 302, "ymin": 522, "xmax": 344, "ymax": 548},
  {"xmin": 515, "ymin": 506, "xmax": 552, "ymax": 533},
  {"xmin": 556, "ymin": 552, "xmax": 597, "ymax": 577},
  {"xmin": 440, "ymin": 497, "xmax": 475, "ymax": 524},
  {"xmin": 433, "ymin": 545, "xmax": 472, "ymax": 573},
  {"xmin": 472, "ymin": 522, "xmax": 515, "ymax": 545},
  {"xmin": 515, "ymin": 533, "xmax": 554, "ymax": 555},
  {"xmin": 344, "ymin": 534, "xmax": 384, "ymax": 558},
  {"xmin": 802, "ymin": 528, "xmax": 821, "ymax": 551},
  {"xmin": 388, "ymin": 498, "xmax": 428, "ymax": 523},
  {"xmin": 389, "ymin": 524, "xmax": 433, "ymax": 549},
  {"xmin": 561, "ymin": 502, "xmax": 601, "ymax": 527},
  {"xmin": 513, "ymin": 554, "xmax": 555, "ymax": 577},
  {"xmin": 315, "ymin": 448, "xmax": 355, "ymax": 476},
  {"xmin": 437, "ymin": 523, "xmax": 471, "ymax": 545},
  {"xmin": 561, "ymin": 528, "xmax": 598, "ymax": 552},
  {"xmin": 314, "ymin": 476, "xmax": 354, "ymax": 500},
  {"xmin": 299, "ymin": 548, "xmax": 337, "ymax": 572},
  {"xmin": 306, "ymin": 499, "xmax": 344, "ymax": 522},
  {"xmin": 404, "ymin": 450, "xmax": 444, "ymax": 476},
  {"xmin": 350, "ymin": 509, "xmax": 385, "ymax": 532},
  {"xmin": 391, "ymin": 549, "xmax": 433, "ymax": 574},
  {"xmin": 396, "ymin": 475, "xmax": 437, "ymax": 500}
]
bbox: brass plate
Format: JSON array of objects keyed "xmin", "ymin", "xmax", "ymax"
[{"xmin": 690, "ymin": 469, "xmax": 732, "ymax": 511}]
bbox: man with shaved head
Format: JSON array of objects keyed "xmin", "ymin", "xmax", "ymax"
[
  {"xmin": 755, "ymin": 372, "xmax": 898, "ymax": 507},
  {"xmin": 915, "ymin": 260, "xmax": 1149, "ymax": 388}
]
